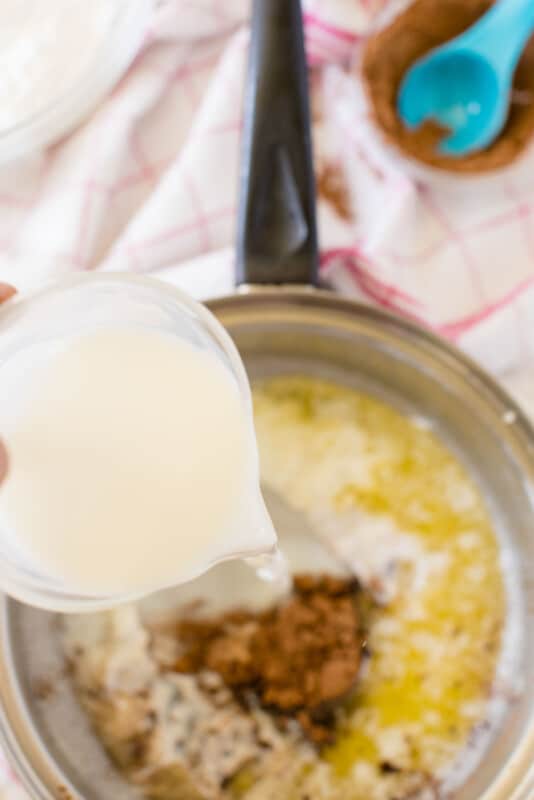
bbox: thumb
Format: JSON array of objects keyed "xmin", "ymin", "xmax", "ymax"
[
  {"xmin": 0, "ymin": 284, "xmax": 16, "ymax": 303},
  {"xmin": 0, "ymin": 285, "xmax": 15, "ymax": 486}
]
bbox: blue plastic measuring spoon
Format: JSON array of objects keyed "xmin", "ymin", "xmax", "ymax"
[{"xmin": 397, "ymin": 0, "xmax": 534, "ymax": 157}]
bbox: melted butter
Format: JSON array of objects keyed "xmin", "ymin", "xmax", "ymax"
[{"xmin": 253, "ymin": 376, "xmax": 506, "ymax": 786}]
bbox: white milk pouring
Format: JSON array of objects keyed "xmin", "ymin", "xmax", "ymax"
[{"xmin": 0, "ymin": 328, "xmax": 277, "ymax": 597}]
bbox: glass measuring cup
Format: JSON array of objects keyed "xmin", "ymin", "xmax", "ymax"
[{"xmin": 0, "ymin": 273, "xmax": 276, "ymax": 612}]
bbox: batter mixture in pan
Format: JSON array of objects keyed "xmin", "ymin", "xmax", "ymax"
[{"xmin": 64, "ymin": 377, "xmax": 516, "ymax": 800}]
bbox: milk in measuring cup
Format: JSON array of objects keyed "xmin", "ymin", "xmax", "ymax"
[{"xmin": 0, "ymin": 328, "xmax": 277, "ymax": 596}]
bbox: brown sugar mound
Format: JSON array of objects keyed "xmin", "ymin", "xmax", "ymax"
[
  {"xmin": 174, "ymin": 575, "xmax": 363, "ymax": 746},
  {"xmin": 362, "ymin": 0, "xmax": 534, "ymax": 173}
]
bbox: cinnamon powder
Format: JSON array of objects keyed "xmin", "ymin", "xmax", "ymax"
[
  {"xmin": 362, "ymin": 0, "xmax": 534, "ymax": 173},
  {"xmin": 174, "ymin": 575, "xmax": 363, "ymax": 746},
  {"xmin": 317, "ymin": 162, "xmax": 353, "ymax": 220}
]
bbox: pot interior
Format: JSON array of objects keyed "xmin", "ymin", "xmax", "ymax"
[{"xmin": 1, "ymin": 292, "xmax": 533, "ymax": 800}]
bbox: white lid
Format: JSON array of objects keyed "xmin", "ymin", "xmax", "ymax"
[{"xmin": 0, "ymin": 0, "xmax": 153, "ymax": 164}]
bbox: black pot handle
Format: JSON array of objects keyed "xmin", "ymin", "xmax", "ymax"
[{"xmin": 236, "ymin": 0, "xmax": 318, "ymax": 286}]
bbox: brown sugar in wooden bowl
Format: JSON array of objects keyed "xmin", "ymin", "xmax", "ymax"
[{"xmin": 361, "ymin": 0, "xmax": 534, "ymax": 174}]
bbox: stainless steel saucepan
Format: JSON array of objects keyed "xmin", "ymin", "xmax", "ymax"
[{"xmin": 0, "ymin": 1, "xmax": 532, "ymax": 798}]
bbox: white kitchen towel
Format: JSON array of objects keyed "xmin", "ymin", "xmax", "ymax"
[
  {"xmin": 0, "ymin": 1, "xmax": 532, "ymax": 789},
  {"xmin": 0, "ymin": 0, "xmax": 531, "ymax": 411}
]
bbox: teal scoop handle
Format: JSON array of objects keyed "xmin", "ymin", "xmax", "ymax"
[{"xmin": 464, "ymin": 0, "xmax": 534, "ymax": 72}]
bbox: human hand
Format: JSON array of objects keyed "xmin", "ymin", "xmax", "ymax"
[
  {"xmin": 0, "ymin": 283, "xmax": 16, "ymax": 484},
  {"xmin": 0, "ymin": 284, "xmax": 15, "ymax": 304}
]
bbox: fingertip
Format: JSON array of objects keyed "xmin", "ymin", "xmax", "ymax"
[{"xmin": 0, "ymin": 284, "xmax": 16, "ymax": 304}]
